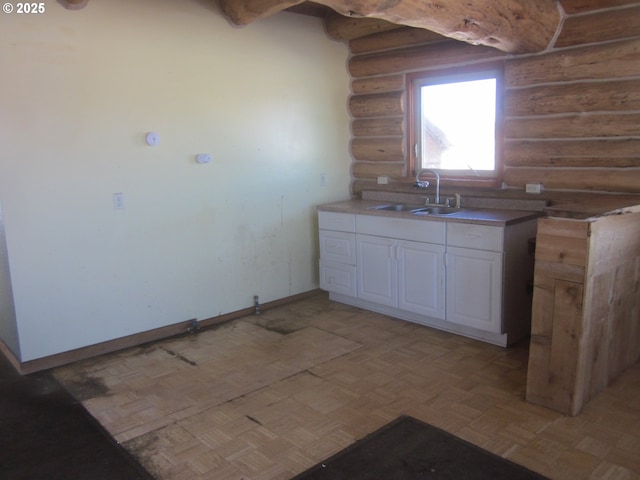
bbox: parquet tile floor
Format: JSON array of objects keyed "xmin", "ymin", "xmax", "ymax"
[{"xmin": 54, "ymin": 292, "xmax": 640, "ymax": 480}]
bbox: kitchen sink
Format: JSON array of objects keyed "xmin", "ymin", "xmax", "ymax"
[
  {"xmin": 416, "ymin": 206, "xmax": 463, "ymax": 215},
  {"xmin": 370, "ymin": 204, "xmax": 427, "ymax": 212},
  {"xmin": 369, "ymin": 204, "xmax": 464, "ymax": 215}
]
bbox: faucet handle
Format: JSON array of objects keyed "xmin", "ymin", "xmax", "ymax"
[{"xmin": 414, "ymin": 180, "xmax": 429, "ymax": 189}]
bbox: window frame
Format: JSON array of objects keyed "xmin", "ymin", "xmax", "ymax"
[{"xmin": 406, "ymin": 62, "xmax": 505, "ymax": 188}]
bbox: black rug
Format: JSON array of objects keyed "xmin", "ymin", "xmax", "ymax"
[
  {"xmin": 0, "ymin": 352, "xmax": 153, "ymax": 480},
  {"xmin": 292, "ymin": 416, "xmax": 548, "ymax": 480}
]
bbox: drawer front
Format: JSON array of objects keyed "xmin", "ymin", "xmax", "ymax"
[
  {"xmin": 319, "ymin": 231, "xmax": 356, "ymax": 265},
  {"xmin": 319, "ymin": 260, "xmax": 357, "ymax": 296},
  {"xmin": 447, "ymin": 223, "xmax": 504, "ymax": 251},
  {"xmin": 355, "ymin": 215, "xmax": 445, "ymax": 244},
  {"xmin": 318, "ymin": 211, "xmax": 356, "ymax": 232}
]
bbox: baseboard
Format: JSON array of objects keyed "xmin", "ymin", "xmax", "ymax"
[
  {"xmin": 11, "ymin": 289, "xmax": 321, "ymax": 375},
  {"xmin": 0, "ymin": 338, "xmax": 22, "ymax": 373}
]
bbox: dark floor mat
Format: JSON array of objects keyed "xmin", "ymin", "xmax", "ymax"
[
  {"xmin": 292, "ymin": 415, "xmax": 548, "ymax": 480},
  {"xmin": 0, "ymin": 353, "xmax": 154, "ymax": 480}
]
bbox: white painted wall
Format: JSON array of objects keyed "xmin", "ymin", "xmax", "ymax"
[
  {"xmin": 0, "ymin": 200, "xmax": 19, "ymax": 357},
  {"xmin": 0, "ymin": 0, "xmax": 351, "ymax": 361}
]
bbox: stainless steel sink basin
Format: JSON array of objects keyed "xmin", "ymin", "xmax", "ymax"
[
  {"xmin": 417, "ymin": 206, "xmax": 463, "ymax": 215},
  {"xmin": 370, "ymin": 204, "xmax": 427, "ymax": 212},
  {"xmin": 370, "ymin": 204, "xmax": 464, "ymax": 215}
]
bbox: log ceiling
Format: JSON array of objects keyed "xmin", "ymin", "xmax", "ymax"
[{"xmin": 218, "ymin": 0, "xmax": 564, "ymax": 54}]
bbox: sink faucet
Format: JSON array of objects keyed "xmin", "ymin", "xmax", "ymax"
[{"xmin": 415, "ymin": 169, "xmax": 441, "ymax": 204}]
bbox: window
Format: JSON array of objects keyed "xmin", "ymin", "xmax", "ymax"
[{"xmin": 407, "ymin": 64, "xmax": 503, "ymax": 185}]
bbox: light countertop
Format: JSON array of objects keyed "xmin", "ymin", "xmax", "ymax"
[{"xmin": 318, "ymin": 199, "xmax": 543, "ymax": 227}]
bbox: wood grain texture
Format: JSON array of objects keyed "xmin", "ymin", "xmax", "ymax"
[
  {"xmin": 505, "ymin": 113, "xmax": 640, "ymax": 139},
  {"xmin": 351, "ymin": 75, "xmax": 404, "ymax": 95},
  {"xmin": 351, "ymin": 161, "xmax": 405, "ymax": 179},
  {"xmin": 324, "ymin": 0, "xmax": 561, "ymax": 53},
  {"xmin": 504, "ymin": 139, "xmax": 640, "ymax": 168},
  {"xmin": 504, "ymin": 167, "xmax": 640, "ymax": 193},
  {"xmin": 352, "ymin": 117, "xmax": 404, "ymax": 137},
  {"xmin": 505, "ymin": 38, "xmax": 640, "ymax": 87},
  {"xmin": 505, "ymin": 79, "xmax": 640, "ymax": 116},
  {"xmin": 349, "ymin": 91, "xmax": 404, "ymax": 117},
  {"xmin": 350, "ymin": 137, "xmax": 405, "ymax": 162},
  {"xmin": 559, "ymin": 0, "xmax": 639, "ymax": 14},
  {"xmin": 527, "ymin": 212, "xmax": 640, "ymax": 416},
  {"xmin": 345, "ymin": 11, "xmax": 640, "ymax": 195},
  {"xmin": 349, "ymin": 27, "xmax": 447, "ymax": 54},
  {"xmin": 349, "ymin": 41, "xmax": 502, "ymax": 78},
  {"xmin": 555, "ymin": 5, "xmax": 640, "ymax": 48},
  {"xmin": 53, "ymin": 292, "xmax": 640, "ymax": 480}
]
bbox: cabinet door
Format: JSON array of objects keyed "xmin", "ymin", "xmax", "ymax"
[
  {"xmin": 397, "ymin": 240, "xmax": 445, "ymax": 319},
  {"xmin": 357, "ymin": 234, "xmax": 397, "ymax": 307},
  {"xmin": 446, "ymin": 246, "xmax": 503, "ymax": 332},
  {"xmin": 319, "ymin": 231, "xmax": 356, "ymax": 265},
  {"xmin": 319, "ymin": 260, "xmax": 357, "ymax": 296}
]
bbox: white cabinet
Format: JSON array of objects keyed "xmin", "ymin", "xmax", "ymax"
[
  {"xmin": 356, "ymin": 215, "xmax": 446, "ymax": 318},
  {"xmin": 318, "ymin": 212, "xmax": 356, "ymax": 297},
  {"xmin": 445, "ymin": 222, "xmax": 504, "ymax": 332},
  {"xmin": 445, "ymin": 221, "xmax": 536, "ymax": 339},
  {"xmin": 398, "ymin": 240, "xmax": 445, "ymax": 319},
  {"xmin": 356, "ymin": 234, "xmax": 396, "ymax": 306},
  {"xmin": 445, "ymin": 246, "xmax": 502, "ymax": 332},
  {"xmin": 356, "ymin": 234, "xmax": 446, "ymax": 318},
  {"xmin": 318, "ymin": 208, "xmax": 537, "ymax": 346}
]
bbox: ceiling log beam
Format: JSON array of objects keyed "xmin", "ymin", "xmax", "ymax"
[
  {"xmin": 218, "ymin": 0, "xmax": 305, "ymax": 25},
  {"xmin": 325, "ymin": 11, "xmax": 401, "ymax": 41},
  {"xmin": 217, "ymin": 0, "xmax": 563, "ymax": 53}
]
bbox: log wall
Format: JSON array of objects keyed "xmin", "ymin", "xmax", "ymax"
[{"xmin": 346, "ymin": 1, "xmax": 640, "ymax": 199}]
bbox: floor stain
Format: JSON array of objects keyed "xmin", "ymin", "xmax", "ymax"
[
  {"xmin": 160, "ymin": 347, "xmax": 197, "ymax": 366},
  {"xmin": 56, "ymin": 373, "xmax": 110, "ymax": 401},
  {"xmin": 253, "ymin": 315, "xmax": 308, "ymax": 335}
]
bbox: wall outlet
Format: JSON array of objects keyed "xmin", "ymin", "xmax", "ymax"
[
  {"xmin": 112, "ymin": 192, "xmax": 125, "ymax": 209},
  {"xmin": 377, "ymin": 176, "xmax": 389, "ymax": 185},
  {"xmin": 525, "ymin": 183, "xmax": 543, "ymax": 194}
]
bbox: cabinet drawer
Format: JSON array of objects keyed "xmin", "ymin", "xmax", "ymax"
[
  {"xmin": 447, "ymin": 223, "xmax": 503, "ymax": 251},
  {"xmin": 356, "ymin": 215, "xmax": 445, "ymax": 244},
  {"xmin": 319, "ymin": 231, "xmax": 356, "ymax": 265},
  {"xmin": 318, "ymin": 211, "xmax": 355, "ymax": 232},
  {"xmin": 319, "ymin": 260, "xmax": 356, "ymax": 296}
]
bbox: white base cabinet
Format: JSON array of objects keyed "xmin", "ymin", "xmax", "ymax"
[
  {"xmin": 356, "ymin": 235, "xmax": 445, "ymax": 319},
  {"xmin": 318, "ymin": 210, "xmax": 537, "ymax": 347},
  {"xmin": 356, "ymin": 234, "xmax": 396, "ymax": 307},
  {"xmin": 318, "ymin": 212, "xmax": 357, "ymax": 297},
  {"xmin": 445, "ymin": 246, "xmax": 502, "ymax": 332},
  {"xmin": 398, "ymin": 240, "xmax": 445, "ymax": 319}
]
